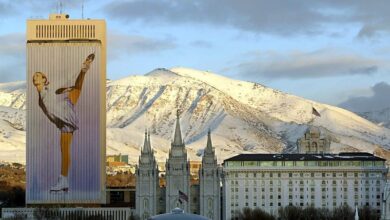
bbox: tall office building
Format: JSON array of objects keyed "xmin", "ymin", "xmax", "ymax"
[{"xmin": 26, "ymin": 14, "xmax": 106, "ymax": 204}]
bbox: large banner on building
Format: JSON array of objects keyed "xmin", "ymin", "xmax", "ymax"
[{"xmin": 26, "ymin": 42, "xmax": 105, "ymax": 203}]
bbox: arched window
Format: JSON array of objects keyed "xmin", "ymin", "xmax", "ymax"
[
  {"xmin": 312, "ymin": 142, "xmax": 318, "ymax": 153},
  {"xmin": 208, "ymin": 198, "xmax": 213, "ymax": 207},
  {"xmin": 144, "ymin": 198, "xmax": 149, "ymax": 209}
]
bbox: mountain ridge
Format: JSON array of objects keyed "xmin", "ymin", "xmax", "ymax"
[{"xmin": 0, "ymin": 67, "xmax": 389, "ymax": 164}]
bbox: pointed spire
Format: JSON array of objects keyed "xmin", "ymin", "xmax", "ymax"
[
  {"xmin": 147, "ymin": 130, "xmax": 152, "ymax": 152},
  {"xmin": 173, "ymin": 110, "xmax": 183, "ymax": 145},
  {"xmin": 205, "ymin": 129, "xmax": 213, "ymax": 153},
  {"xmin": 142, "ymin": 129, "xmax": 150, "ymax": 153}
]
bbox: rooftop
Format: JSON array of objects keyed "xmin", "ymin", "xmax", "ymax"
[{"xmin": 224, "ymin": 152, "xmax": 385, "ymax": 162}]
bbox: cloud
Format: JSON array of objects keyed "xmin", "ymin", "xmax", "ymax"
[
  {"xmin": 101, "ymin": 0, "xmax": 390, "ymax": 38},
  {"xmin": 108, "ymin": 32, "xmax": 176, "ymax": 59},
  {"xmin": 0, "ymin": 0, "xmax": 89, "ymax": 18},
  {"xmin": 0, "ymin": 1, "xmax": 16, "ymax": 18},
  {"xmin": 102, "ymin": 0, "xmax": 328, "ymax": 36},
  {"xmin": 0, "ymin": 33, "xmax": 25, "ymax": 59},
  {"xmin": 339, "ymin": 82, "xmax": 390, "ymax": 112},
  {"xmin": 0, "ymin": 60, "xmax": 25, "ymax": 82},
  {"xmin": 0, "ymin": 33, "xmax": 25, "ymax": 82},
  {"xmin": 12, "ymin": 0, "xmax": 87, "ymax": 11},
  {"xmin": 230, "ymin": 49, "xmax": 381, "ymax": 79}
]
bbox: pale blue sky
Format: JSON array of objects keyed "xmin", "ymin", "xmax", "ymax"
[{"xmin": 0, "ymin": 0, "xmax": 390, "ymax": 110}]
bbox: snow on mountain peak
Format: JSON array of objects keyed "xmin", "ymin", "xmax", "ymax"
[{"xmin": 0, "ymin": 67, "xmax": 389, "ymax": 164}]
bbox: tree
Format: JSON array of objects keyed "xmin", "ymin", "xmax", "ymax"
[
  {"xmin": 278, "ymin": 206, "xmax": 303, "ymax": 220},
  {"xmin": 332, "ymin": 204, "xmax": 353, "ymax": 220},
  {"xmin": 232, "ymin": 207, "xmax": 275, "ymax": 220},
  {"xmin": 358, "ymin": 206, "xmax": 380, "ymax": 220}
]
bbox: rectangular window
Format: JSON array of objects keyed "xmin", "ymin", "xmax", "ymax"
[
  {"xmin": 260, "ymin": 161, "xmax": 273, "ymax": 167},
  {"xmin": 244, "ymin": 161, "xmax": 256, "ymax": 166},
  {"xmin": 319, "ymin": 161, "xmax": 328, "ymax": 166}
]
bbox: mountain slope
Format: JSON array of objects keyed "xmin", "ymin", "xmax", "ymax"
[
  {"xmin": 357, "ymin": 108, "xmax": 390, "ymax": 129},
  {"xmin": 0, "ymin": 68, "xmax": 389, "ymax": 164}
]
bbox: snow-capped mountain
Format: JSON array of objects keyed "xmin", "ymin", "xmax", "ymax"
[
  {"xmin": 1, "ymin": 68, "xmax": 390, "ymax": 164},
  {"xmin": 357, "ymin": 108, "xmax": 390, "ymax": 129}
]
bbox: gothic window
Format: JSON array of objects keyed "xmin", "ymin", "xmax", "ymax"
[
  {"xmin": 208, "ymin": 198, "xmax": 213, "ymax": 207},
  {"xmin": 306, "ymin": 143, "xmax": 310, "ymax": 152},
  {"xmin": 143, "ymin": 198, "xmax": 149, "ymax": 209},
  {"xmin": 312, "ymin": 142, "xmax": 318, "ymax": 152}
]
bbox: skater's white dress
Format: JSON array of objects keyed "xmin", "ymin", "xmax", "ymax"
[{"xmin": 39, "ymin": 85, "xmax": 79, "ymax": 133}]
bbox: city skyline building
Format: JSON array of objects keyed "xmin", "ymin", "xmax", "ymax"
[{"xmin": 26, "ymin": 13, "xmax": 106, "ymax": 204}]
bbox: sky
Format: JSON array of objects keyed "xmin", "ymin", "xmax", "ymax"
[{"xmin": 0, "ymin": 0, "xmax": 390, "ymax": 111}]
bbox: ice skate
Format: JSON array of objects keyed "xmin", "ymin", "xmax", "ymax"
[
  {"xmin": 81, "ymin": 53, "xmax": 95, "ymax": 72},
  {"xmin": 50, "ymin": 175, "xmax": 69, "ymax": 193}
]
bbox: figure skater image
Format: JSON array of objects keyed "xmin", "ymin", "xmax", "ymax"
[{"xmin": 32, "ymin": 53, "xmax": 95, "ymax": 192}]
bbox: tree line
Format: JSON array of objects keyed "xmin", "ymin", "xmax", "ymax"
[{"xmin": 232, "ymin": 205, "xmax": 380, "ymax": 220}]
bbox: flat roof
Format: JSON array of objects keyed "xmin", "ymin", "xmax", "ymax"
[{"xmin": 224, "ymin": 152, "xmax": 386, "ymax": 162}]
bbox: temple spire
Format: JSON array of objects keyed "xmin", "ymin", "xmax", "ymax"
[
  {"xmin": 147, "ymin": 130, "xmax": 152, "ymax": 152},
  {"xmin": 173, "ymin": 110, "xmax": 183, "ymax": 146},
  {"xmin": 142, "ymin": 129, "xmax": 150, "ymax": 153},
  {"xmin": 205, "ymin": 129, "xmax": 213, "ymax": 153}
]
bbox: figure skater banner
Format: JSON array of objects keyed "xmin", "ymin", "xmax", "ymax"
[{"xmin": 26, "ymin": 42, "xmax": 105, "ymax": 203}]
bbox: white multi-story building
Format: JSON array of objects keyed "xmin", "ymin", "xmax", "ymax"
[
  {"xmin": 223, "ymin": 153, "xmax": 387, "ymax": 219},
  {"xmin": 136, "ymin": 131, "xmax": 159, "ymax": 220},
  {"xmin": 382, "ymin": 181, "xmax": 390, "ymax": 220}
]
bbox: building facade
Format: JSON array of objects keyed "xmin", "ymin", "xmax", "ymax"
[
  {"xmin": 223, "ymin": 153, "xmax": 387, "ymax": 219},
  {"xmin": 382, "ymin": 181, "xmax": 390, "ymax": 220},
  {"xmin": 26, "ymin": 13, "xmax": 106, "ymax": 204},
  {"xmin": 135, "ymin": 114, "xmax": 222, "ymax": 219},
  {"xmin": 165, "ymin": 113, "xmax": 191, "ymax": 212},
  {"xmin": 297, "ymin": 126, "xmax": 330, "ymax": 153},
  {"xmin": 199, "ymin": 130, "xmax": 222, "ymax": 220},
  {"xmin": 136, "ymin": 131, "xmax": 159, "ymax": 219}
]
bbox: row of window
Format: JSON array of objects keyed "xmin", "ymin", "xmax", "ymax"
[
  {"xmin": 225, "ymin": 160, "xmax": 385, "ymax": 167},
  {"xmin": 229, "ymin": 201, "xmax": 382, "ymax": 208},
  {"xmin": 228, "ymin": 171, "xmax": 383, "ymax": 178},
  {"xmin": 231, "ymin": 179, "xmax": 382, "ymax": 185},
  {"xmin": 231, "ymin": 186, "xmax": 382, "ymax": 193},
  {"xmin": 230, "ymin": 193, "xmax": 381, "ymax": 200}
]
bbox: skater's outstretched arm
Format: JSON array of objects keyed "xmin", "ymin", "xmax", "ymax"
[{"xmin": 55, "ymin": 53, "xmax": 95, "ymax": 105}]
